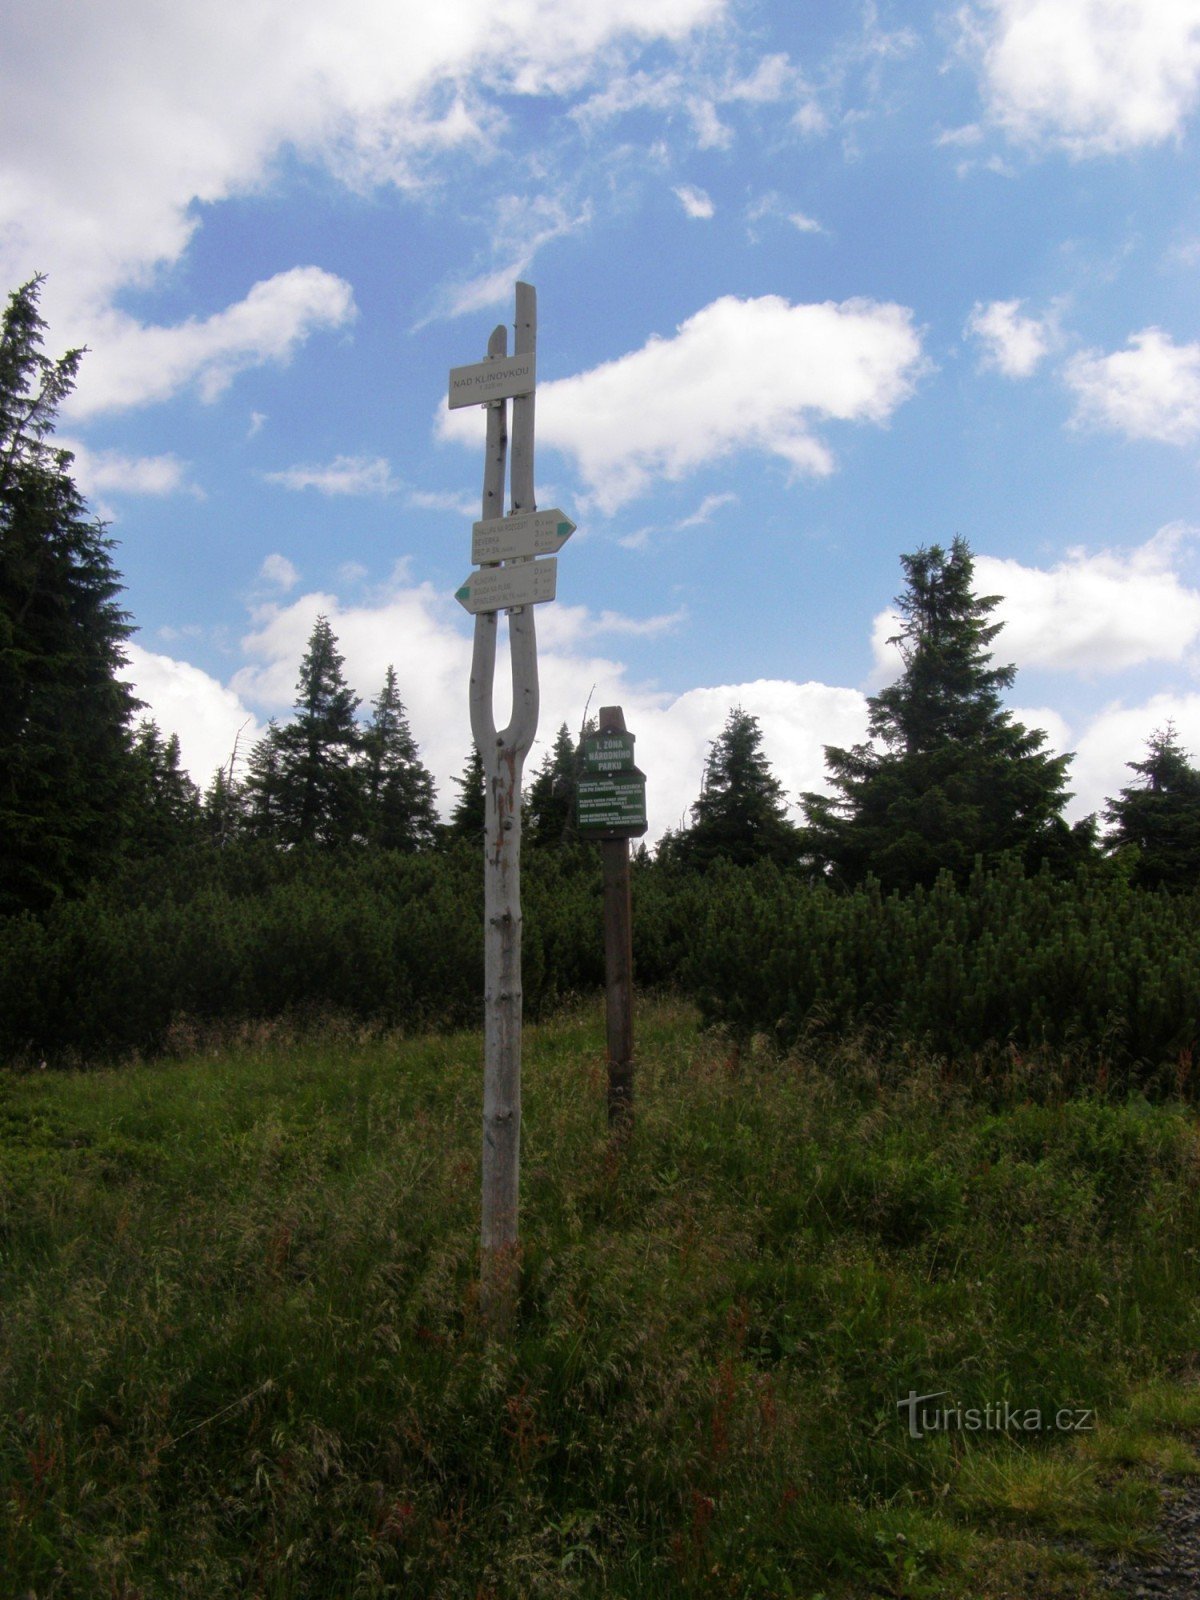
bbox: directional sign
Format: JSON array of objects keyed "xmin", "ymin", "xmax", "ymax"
[
  {"xmin": 454, "ymin": 557, "xmax": 557, "ymax": 614},
  {"xmin": 583, "ymin": 732, "xmax": 635, "ymax": 772},
  {"xmin": 448, "ymin": 352, "xmax": 537, "ymax": 409},
  {"xmin": 577, "ymin": 769, "xmax": 648, "ymax": 836},
  {"xmin": 472, "ymin": 509, "xmax": 576, "ymax": 565}
]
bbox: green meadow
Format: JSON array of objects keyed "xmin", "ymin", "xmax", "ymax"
[{"xmin": 4, "ymin": 996, "xmax": 1200, "ymax": 1598}]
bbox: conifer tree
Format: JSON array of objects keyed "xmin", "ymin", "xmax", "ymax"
[
  {"xmin": 445, "ymin": 743, "xmax": 486, "ymax": 844},
  {"xmin": 1104, "ymin": 724, "xmax": 1200, "ymax": 890},
  {"xmin": 525, "ymin": 722, "xmax": 580, "ymax": 847},
  {"xmin": 676, "ymin": 706, "xmax": 798, "ymax": 870},
  {"xmin": 274, "ymin": 615, "xmax": 362, "ymax": 847},
  {"xmin": 202, "ymin": 763, "xmax": 242, "ymax": 848},
  {"xmin": 361, "ymin": 664, "xmax": 438, "ymax": 851},
  {"xmin": 126, "ymin": 720, "xmax": 202, "ymax": 854},
  {"xmin": 802, "ymin": 538, "xmax": 1076, "ymax": 891},
  {"xmin": 241, "ymin": 720, "xmax": 285, "ymax": 841},
  {"xmin": 0, "ymin": 276, "xmax": 141, "ymax": 913}
]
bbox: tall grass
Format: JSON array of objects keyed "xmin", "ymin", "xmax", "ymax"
[{"xmin": 3, "ymin": 998, "xmax": 1200, "ymax": 1596}]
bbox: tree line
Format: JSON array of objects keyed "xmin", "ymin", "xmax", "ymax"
[{"xmin": 5, "ymin": 273, "xmax": 1200, "ymax": 925}]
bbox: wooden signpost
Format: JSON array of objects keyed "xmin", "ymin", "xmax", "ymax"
[
  {"xmin": 577, "ymin": 708, "xmax": 648, "ymax": 1128},
  {"xmin": 449, "ymin": 282, "xmax": 564, "ymax": 1333}
]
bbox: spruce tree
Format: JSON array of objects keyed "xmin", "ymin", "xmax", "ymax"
[
  {"xmin": 676, "ymin": 706, "xmax": 798, "ymax": 870},
  {"xmin": 241, "ymin": 720, "xmax": 285, "ymax": 841},
  {"xmin": 127, "ymin": 720, "xmax": 202, "ymax": 854},
  {"xmin": 802, "ymin": 538, "xmax": 1075, "ymax": 891},
  {"xmin": 0, "ymin": 276, "xmax": 141, "ymax": 913},
  {"xmin": 361, "ymin": 664, "xmax": 438, "ymax": 851},
  {"xmin": 1104, "ymin": 724, "xmax": 1200, "ymax": 890},
  {"xmin": 525, "ymin": 722, "xmax": 580, "ymax": 847},
  {"xmin": 202, "ymin": 763, "xmax": 242, "ymax": 848},
  {"xmin": 275, "ymin": 616, "xmax": 362, "ymax": 847},
  {"xmin": 444, "ymin": 743, "xmax": 486, "ymax": 844}
]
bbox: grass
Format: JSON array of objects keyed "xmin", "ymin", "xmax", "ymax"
[{"xmin": 3, "ymin": 995, "xmax": 1200, "ymax": 1597}]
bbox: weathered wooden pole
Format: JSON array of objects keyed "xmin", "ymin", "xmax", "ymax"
[
  {"xmin": 598, "ymin": 709, "xmax": 635, "ymax": 1129},
  {"xmin": 467, "ymin": 286, "xmax": 539, "ymax": 1332}
]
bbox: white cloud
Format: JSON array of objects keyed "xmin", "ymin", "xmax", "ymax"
[
  {"xmin": 264, "ymin": 454, "xmax": 401, "ymax": 495},
  {"xmin": 963, "ymin": 0, "xmax": 1200, "ymax": 155},
  {"xmin": 537, "ymin": 604, "xmax": 687, "ymax": 645},
  {"xmin": 870, "ymin": 526, "xmax": 1200, "ymax": 681},
  {"xmin": 745, "ymin": 192, "xmax": 825, "ymax": 236},
  {"xmin": 408, "ymin": 488, "xmax": 481, "ymax": 517},
  {"xmin": 64, "ymin": 269, "xmax": 357, "ymax": 419},
  {"xmin": 1068, "ymin": 693, "xmax": 1200, "ymax": 822},
  {"xmin": 126, "ymin": 560, "xmax": 868, "ymax": 844},
  {"xmin": 673, "ymin": 184, "xmax": 715, "ymax": 218},
  {"xmin": 422, "ymin": 194, "xmax": 594, "ymax": 323},
  {"xmin": 140, "ymin": 570, "xmax": 1174, "ymax": 842},
  {"xmin": 120, "ymin": 644, "xmax": 263, "ymax": 787},
  {"xmin": 1, "ymin": 0, "xmax": 728, "ymax": 320},
  {"xmin": 936, "ymin": 122, "xmax": 985, "ymax": 147},
  {"xmin": 677, "ymin": 491, "xmax": 738, "ymax": 526},
  {"xmin": 59, "ymin": 438, "xmax": 197, "ymax": 499},
  {"xmin": 1065, "ymin": 328, "xmax": 1200, "ymax": 443},
  {"xmin": 260, "ymin": 554, "xmax": 300, "ymax": 591},
  {"xmin": 966, "ymin": 297, "xmax": 1055, "ymax": 377},
  {"xmin": 439, "ymin": 294, "xmax": 925, "ymax": 511},
  {"xmin": 571, "ymin": 49, "xmax": 821, "ymax": 147},
  {"xmin": 635, "ymin": 681, "xmax": 870, "ymax": 835}
]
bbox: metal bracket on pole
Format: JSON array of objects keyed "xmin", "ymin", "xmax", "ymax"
[{"xmin": 467, "ymin": 283, "xmax": 540, "ymax": 1333}]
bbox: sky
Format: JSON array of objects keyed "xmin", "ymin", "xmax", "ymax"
[{"xmin": 4, "ymin": 0, "xmax": 1200, "ymax": 844}]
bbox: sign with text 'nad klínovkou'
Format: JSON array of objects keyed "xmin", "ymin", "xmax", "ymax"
[{"xmin": 447, "ymin": 352, "xmax": 536, "ymax": 409}]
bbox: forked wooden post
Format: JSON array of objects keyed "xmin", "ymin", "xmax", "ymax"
[{"xmin": 468, "ymin": 284, "xmax": 539, "ymax": 1332}]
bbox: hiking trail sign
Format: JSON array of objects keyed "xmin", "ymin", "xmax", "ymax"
[
  {"xmin": 449, "ymin": 282, "xmax": 575, "ymax": 1334},
  {"xmin": 454, "ymin": 556, "xmax": 557, "ymax": 614},
  {"xmin": 471, "ymin": 509, "xmax": 575, "ymax": 565}
]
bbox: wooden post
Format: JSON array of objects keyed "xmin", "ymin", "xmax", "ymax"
[
  {"xmin": 468, "ymin": 284, "xmax": 540, "ymax": 1332},
  {"xmin": 598, "ymin": 706, "xmax": 635, "ymax": 1129}
]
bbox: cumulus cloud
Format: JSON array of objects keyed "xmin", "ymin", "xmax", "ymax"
[
  {"xmin": 966, "ymin": 297, "xmax": 1055, "ymax": 377},
  {"xmin": 120, "ymin": 644, "xmax": 264, "ymax": 787},
  {"xmin": 1070, "ymin": 693, "xmax": 1200, "ymax": 823},
  {"xmin": 1065, "ymin": 328, "xmax": 1200, "ymax": 444},
  {"xmin": 674, "ymin": 184, "xmax": 715, "ymax": 218},
  {"xmin": 440, "ymin": 293, "xmax": 925, "ymax": 511},
  {"xmin": 963, "ymin": 0, "xmax": 1200, "ymax": 155},
  {"xmin": 264, "ymin": 454, "xmax": 401, "ymax": 495},
  {"xmin": 58, "ymin": 439, "xmax": 197, "ymax": 500},
  {"xmin": 1, "ymin": 0, "xmax": 728, "ymax": 316},
  {"xmin": 870, "ymin": 527, "xmax": 1200, "ymax": 682},
  {"xmin": 64, "ymin": 268, "xmax": 357, "ymax": 419},
  {"xmin": 260, "ymin": 554, "xmax": 300, "ymax": 590},
  {"xmin": 123, "ymin": 558, "xmax": 872, "ymax": 845}
]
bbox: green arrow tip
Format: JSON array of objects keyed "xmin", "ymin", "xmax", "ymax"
[
  {"xmin": 454, "ymin": 584, "xmax": 470, "ymax": 602},
  {"xmin": 558, "ymin": 520, "xmax": 574, "ymax": 537}
]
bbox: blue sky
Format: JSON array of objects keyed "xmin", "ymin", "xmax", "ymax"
[{"xmin": 4, "ymin": 0, "xmax": 1200, "ymax": 841}]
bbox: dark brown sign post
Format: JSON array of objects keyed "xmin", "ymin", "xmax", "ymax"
[{"xmin": 577, "ymin": 707, "xmax": 648, "ymax": 1128}]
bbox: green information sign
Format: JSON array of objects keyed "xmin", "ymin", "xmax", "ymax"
[
  {"xmin": 577, "ymin": 769, "xmax": 648, "ymax": 836},
  {"xmin": 582, "ymin": 732, "xmax": 636, "ymax": 773}
]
